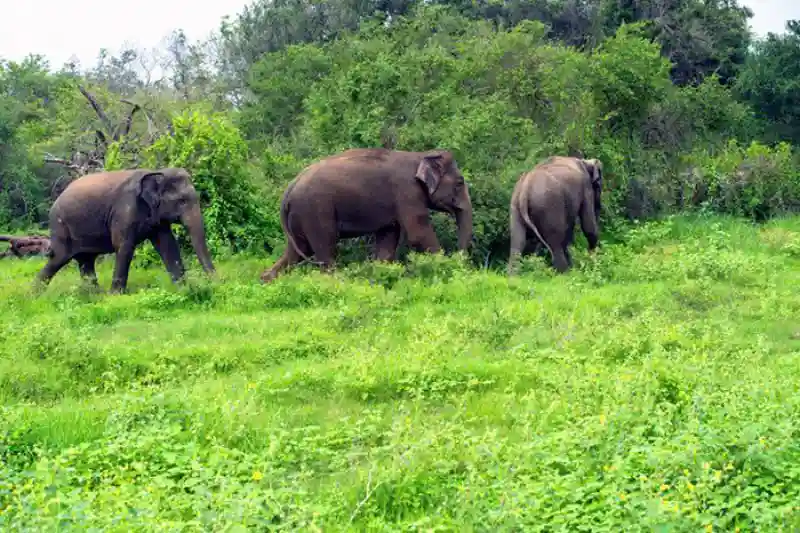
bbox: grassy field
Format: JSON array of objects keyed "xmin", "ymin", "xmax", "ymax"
[{"xmin": 2, "ymin": 214, "xmax": 800, "ymax": 531}]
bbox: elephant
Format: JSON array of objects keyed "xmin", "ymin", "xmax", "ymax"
[
  {"xmin": 507, "ymin": 155, "xmax": 603, "ymax": 274},
  {"xmin": 34, "ymin": 167, "xmax": 215, "ymax": 293},
  {"xmin": 260, "ymin": 147, "xmax": 474, "ymax": 282}
]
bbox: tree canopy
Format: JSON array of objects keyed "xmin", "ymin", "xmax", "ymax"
[{"xmin": 0, "ymin": 1, "xmax": 798, "ymax": 263}]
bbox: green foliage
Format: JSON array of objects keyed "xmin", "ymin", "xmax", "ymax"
[
  {"xmin": 143, "ymin": 108, "xmax": 280, "ymax": 256},
  {"xmin": 235, "ymin": 5, "xmax": 770, "ymax": 263},
  {"xmin": 591, "ymin": 22, "xmax": 672, "ymax": 130},
  {"xmin": 3, "ymin": 215, "xmax": 800, "ymax": 529},
  {"xmin": 682, "ymin": 140, "xmax": 800, "ymax": 221},
  {"xmin": 735, "ymin": 20, "xmax": 800, "ymax": 145}
]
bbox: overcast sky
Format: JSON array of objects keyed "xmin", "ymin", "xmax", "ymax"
[{"xmin": 0, "ymin": 0, "xmax": 798, "ymax": 71}]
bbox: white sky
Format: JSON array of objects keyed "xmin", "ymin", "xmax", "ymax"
[{"xmin": 0, "ymin": 0, "xmax": 798, "ymax": 71}]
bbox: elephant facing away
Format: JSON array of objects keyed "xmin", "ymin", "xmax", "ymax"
[
  {"xmin": 35, "ymin": 167, "xmax": 216, "ymax": 293},
  {"xmin": 261, "ymin": 148, "xmax": 474, "ymax": 283},
  {"xmin": 508, "ymin": 155, "xmax": 603, "ymax": 274}
]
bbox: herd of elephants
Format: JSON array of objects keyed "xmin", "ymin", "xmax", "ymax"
[{"xmin": 10, "ymin": 147, "xmax": 604, "ymax": 293}]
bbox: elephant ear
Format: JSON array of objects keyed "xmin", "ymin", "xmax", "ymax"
[
  {"xmin": 415, "ymin": 153, "xmax": 446, "ymax": 195},
  {"xmin": 138, "ymin": 171, "xmax": 165, "ymax": 217},
  {"xmin": 584, "ymin": 158, "xmax": 603, "ymax": 187}
]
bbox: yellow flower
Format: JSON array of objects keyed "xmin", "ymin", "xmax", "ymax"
[
  {"xmin": 686, "ymin": 481, "xmax": 695, "ymax": 491},
  {"xmin": 659, "ymin": 484, "xmax": 670, "ymax": 492},
  {"xmin": 705, "ymin": 524, "xmax": 713, "ymax": 532},
  {"xmin": 619, "ymin": 493, "xmax": 627, "ymax": 501},
  {"xmin": 599, "ymin": 414, "xmax": 607, "ymax": 425},
  {"xmin": 252, "ymin": 470, "xmax": 263, "ymax": 481}
]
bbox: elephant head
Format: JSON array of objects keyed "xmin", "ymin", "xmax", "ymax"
[
  {"xmin": 581, "ymin": 158, "xmax": 603, "ymax": 221},
  {"xmin": 137, "ymin": 168, "xmax": 215, "ymax": 273},
  {"xmin": 415, "ymin": 150, "xmax": 474, "ymax": 250}
]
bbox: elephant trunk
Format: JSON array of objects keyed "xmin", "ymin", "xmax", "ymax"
[
  {"xmin": 454, "ymin": 193, "xmax": 474, "ymax": 251},
  {"xmin": 181, "ymin": 203, "xmax": 215, "ymax": 273}
]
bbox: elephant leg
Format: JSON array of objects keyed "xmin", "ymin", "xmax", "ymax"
[
  {"xmin": 550, "ymin": 247, "xmax": 570, "ymax": 273},
  {"xmin": 400, "ymin": 211, "xmax": 441, "ymax": 254},
  {"xmin": 507, "ymin": 209, "xmax": 528, "ymax": 275},
  {"xmin": 110, "ymin": 241, "xmax": 137, "ymax": 293},
  {"xmin": 578, "ymin": 199, "xmax": 599, "ymax": 253},
  {"xmin": 34, "ymin": 242, "xmax": 72, "ymax": 288},
  {"xmin": 74, "ymin": 253, "xmax": 99, "ymax": 286},
  {"xmin": 374, "ymin": 225, "xmax": 401, "ymax": 261},
  {"xmin": 548, "ymin": 219, "xmax": 576, "ymax": 273},
  {"xmin": 150, "ymin": 226, "xmax": 185, "ymax": 283},
  {"xmin": 260, "ymin": 236, "xmax": 311, "ymax": 283},
  {"xmin": 304, "ymin": 229, "xmax": 337, "ymax": 273}
]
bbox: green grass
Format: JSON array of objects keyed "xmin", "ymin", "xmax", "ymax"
[{"xmin": 2, "ymin": 213, "xmax": 800, "ymax": 531}]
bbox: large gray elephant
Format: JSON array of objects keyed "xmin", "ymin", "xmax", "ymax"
[
  {"xmin": 35, "ymin": 167, "xmax": 215, "ymax": 293},
  {"xmin": 261, "ymin": 148, "xmax": 474, "ymax": 282},
  {"xmin": 508, "ymin": 155, "xmax": 603, "ymax": 274}
]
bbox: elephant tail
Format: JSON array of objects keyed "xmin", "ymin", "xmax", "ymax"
[
  {"xmin": 279, "ymin": 178, "xmax": 313, "ymax": 263},
  {"xmin": 517, "ymin": 176, "xmax": 555, "ymax": 259}
]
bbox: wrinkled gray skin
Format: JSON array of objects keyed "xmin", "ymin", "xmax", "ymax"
[
  {"xmin": 508, "ymin": 156, "xmax": 603, "ymax": 274},
  {"xmin": 261, "ymin": 148, "xmax": 474, "ymax": 283},
  {"xmin": 35, "ymin": 167, "xmax": 215, "ymax": 293}
]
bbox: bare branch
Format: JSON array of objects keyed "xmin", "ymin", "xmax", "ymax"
[
  {"xmin": 77, "ymin": 84, "xmax": 115, "ymax": 135},
  {"xmin": 118, "ymin": 99, "xmax": 141, "ymax": 139},
  {"xmin": 95, "ymin": 129, "xmax": 108, "ymax": 149}
]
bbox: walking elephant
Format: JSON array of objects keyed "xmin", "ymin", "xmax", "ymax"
[
  {"xmin": 508, "ymin": 155, "xmax": 603, "ymax": 274},
  {"xmin": 35, "ymin": 167, "xmax": 215, "ymax": 293},
  {"xmin": 260, "ymin": 148, "xmax": 474, "ymax": 282}
]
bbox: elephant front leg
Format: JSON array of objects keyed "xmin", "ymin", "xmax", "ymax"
[
  {"xmin": 373, "ymin": 225, "xmax": 402, "ymax": 261},
  {"xmin": 579, "ymin": 191, "xmax": 600, "ymax": 253},
  {"xmin": 400, "ymin": 212, "xmax": 441, "ymax": 254},
  {"xmin": 150, "ymin": 226, "xmax": 186, "ymax": 283},
  {"xmin": 110, "ymin": 241, "xmax": 137, "ymax": 293}
]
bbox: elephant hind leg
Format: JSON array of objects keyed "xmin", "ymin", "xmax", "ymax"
[
  {"xmin": 75, "ymin": 253, "xmax": 99, "ymax": 286},
  {"xmin": 35, "ymin": 243, "xmax": 72, "ymax": 287},
  {"xmin": 260, "ymin": 235, "xmax": 312, "ymax": 283},
  {"xmin": 551, "ymin": 248, "xmax": 570, "ymax": 272},
  {"xmin": 507, "ymin": 209, "xmax": 529, "ymax": 276}
]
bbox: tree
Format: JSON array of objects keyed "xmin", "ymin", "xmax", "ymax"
[{"xmin": 735, "ymin": 20, "xmax": 800, "ymax": 144}]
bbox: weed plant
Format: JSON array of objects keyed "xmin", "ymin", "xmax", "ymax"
[{"xmin": 2, "ymin": 214, "xmax": 800, "ymax": 530}]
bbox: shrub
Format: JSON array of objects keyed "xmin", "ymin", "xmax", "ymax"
[
  {"xmin": 143, "ymin": 108, "xmax": 280, "ymax": 257},
  {"xmin": 682, "ymin": 140, "xmax": 800, "ymax": 221}
]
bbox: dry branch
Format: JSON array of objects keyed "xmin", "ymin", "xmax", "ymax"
[{"xmin": 43, "ymin": 84, "xmax": 165, "ymax": 191}]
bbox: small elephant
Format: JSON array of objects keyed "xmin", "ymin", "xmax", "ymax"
[
  {"xmin": 35, "ymin": 167, "xmax": 215, "ymax": 293},
  {"xmin": 261, "ymin": 148, "xmax": 474, "ymax": 282},
  {"xmin": 508, "ymin": 155, "xmax": 603, "ymax": 274}
]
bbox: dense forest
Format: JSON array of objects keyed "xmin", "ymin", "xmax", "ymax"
[{"xmin": 1, "ymin": 0, "xmax": 799, "ymax": 265}]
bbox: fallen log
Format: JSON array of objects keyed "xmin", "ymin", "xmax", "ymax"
[{"xmin": 0, "ymin": 235, "xmax": 51, "ymax": 259}]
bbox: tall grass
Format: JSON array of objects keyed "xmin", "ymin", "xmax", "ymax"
[{"xmin": 2, "ymin": 214, "xmax": 800, "ymax": 530}]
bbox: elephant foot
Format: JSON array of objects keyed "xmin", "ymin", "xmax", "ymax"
[
  {"xmin": 259, "ymin": 270, "xmax": 278, "ymax": 284},
  {"xmin": 109, "ymin": 284, "xmax": 128, "ymax": 295}
]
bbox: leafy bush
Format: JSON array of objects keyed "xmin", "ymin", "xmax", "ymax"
[
  {"xmin": 143, "ymin": 108, "xmax": 280, "ymax": 256},
  {"xmin": 683, "ymin": 140, "xmax": 800, "ymax": 221}
]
